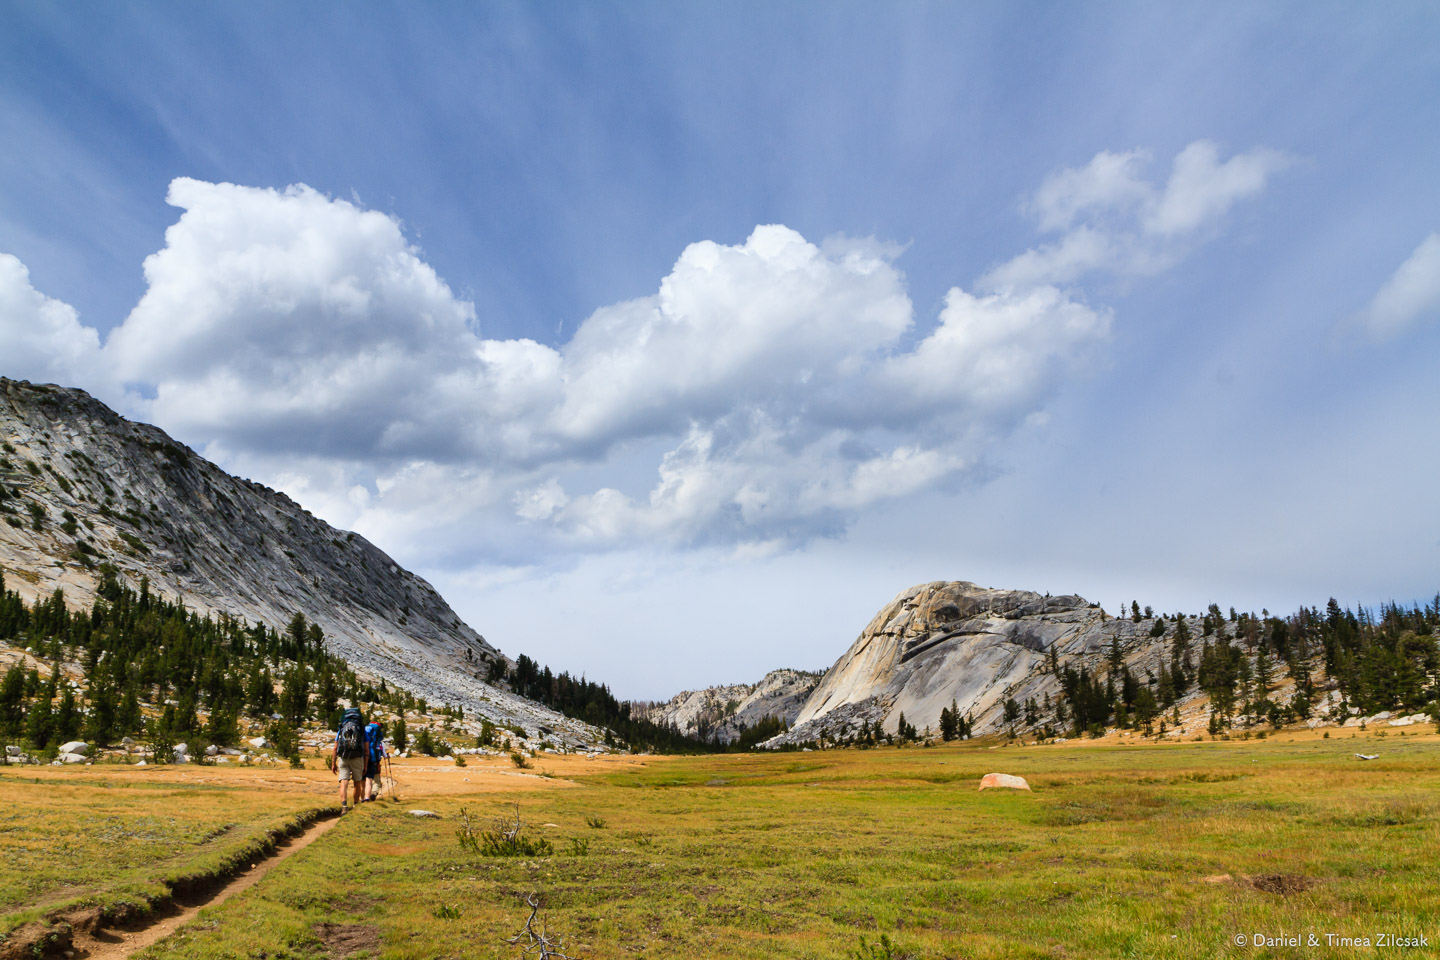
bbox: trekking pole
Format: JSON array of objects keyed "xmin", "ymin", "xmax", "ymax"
[{"xmin": 385, "ymin": 754, "xmax": 398, "ymax": 802}]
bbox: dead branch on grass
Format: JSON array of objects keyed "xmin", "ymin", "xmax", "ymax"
[
  {"xmin": 496, "ymin": 802, "xmax": 524, "ymax": 844},
  {"xmin": 504, "ymin": 893, "xmax": 580, "ymax": 958}
]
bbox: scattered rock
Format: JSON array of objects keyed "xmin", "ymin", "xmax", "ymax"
[
  {"xmin": 58, "ymin": 741, "xmax": 88, "ymax": 756},
  {"xmin": 5, "ymin": 745, "xmax": 20, "ymax": 757},
  {"xmin": 205, "ymin": 744, "xmax": 219, "ymax": 756},
  {"xmin": 409, "ymin": 809, "xmax": 440, "ymax": 818},
  {"xmin": 60, "ymin": 752, "xmax": 87, "ymax": 764},
  {"xmin": 1355, "ymin": 754, "xmax": 1379, "ymax": 761},
  {"xmin": 979, "ymin": 773, "xmax": 1031, "ymax": 791},
  {"xmin": 248, "ymin": 736, "xmax": 269, "ymax": 749}
]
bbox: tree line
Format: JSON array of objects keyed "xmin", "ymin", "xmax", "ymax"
[
  {"xmin": 0, "ymin": 566, "xmax": 415, "ymax": 760},
  {"xmin": 1029, "ymin": 595, "xmax": 1440, "ymax": 740},
  {"xmin": 502, "ymin": 653, "xmax": 736, "ymax": 753}
]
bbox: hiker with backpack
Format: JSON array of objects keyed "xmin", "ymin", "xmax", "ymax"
[
  {"xmin": 328, "ymin": 707, "xmax": 368, "ymax": 814},
  {"xmin": 363, "ymin": 721, "xmax": 386, "ymax": 802}
]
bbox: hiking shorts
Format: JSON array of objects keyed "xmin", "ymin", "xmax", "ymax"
[
  {"xmin": 364, "ymin": 759, "xmax": 378, "ymax": 781},
  {"xmin": 336, "ymin": 755, "xmax": 366, "ymax": 782}
]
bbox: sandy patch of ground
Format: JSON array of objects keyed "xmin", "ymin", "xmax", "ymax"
[{"xmin": 4, "ymin": 751, "xmax": 654, "ymax": 798}]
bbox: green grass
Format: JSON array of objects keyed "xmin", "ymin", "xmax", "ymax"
[
  {"xmin": 109, "ymin": 735, "xmax": 1440, "ymax": 959},
  {"xmin": 0, "ymin": 771, "xmax": 330, "ymax": 937}
]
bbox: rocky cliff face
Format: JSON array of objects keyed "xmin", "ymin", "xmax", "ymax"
[
  {"xmin": 641, "ymin": 668, "xmax": 821, "ymax": 743},
  {"xmin": 0, "ymin": 378, "xmax": 595, "ymax": 743},
  {"xmin": 767, "ymin": 580, "xmax": 1201, "ymax": 746}
]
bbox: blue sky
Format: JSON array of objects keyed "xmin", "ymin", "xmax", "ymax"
[{"xmin": 2, "ymin": 3, "xmax": 1439, "ymax": 698}]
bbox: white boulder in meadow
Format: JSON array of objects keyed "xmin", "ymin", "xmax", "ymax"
[{"xmin": 979, "ymin": 773, "xmax": 1031, "ymax": 791}]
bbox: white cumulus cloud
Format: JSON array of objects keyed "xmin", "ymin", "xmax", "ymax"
[
  {"xmin": 0, "ymin": 253, "xmax": 108, "ymax": 392},
  {"xmin": 106, "ymin": 178, "xmax": 481, "ymax": 460},
  {"xmin": 0, "ymin": 148, "xmax": 1285, "ymax": 561}
]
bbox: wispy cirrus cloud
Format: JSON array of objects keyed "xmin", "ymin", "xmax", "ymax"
[
  {"xmin": 1355, "ymin": 233, "xmax": 1440, "ymax": 340},
  {"xmin": 984, "ymin": 141, "xmax": 1292, "ymax": 291}
]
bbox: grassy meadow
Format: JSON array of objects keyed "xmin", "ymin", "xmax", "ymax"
[
  {"xmin": 0, "ymin": 768, "xmax": 331, "ymax": 936},
  {"xmin": 5, "ymin": 730, "xmax": 1440, "ymax": 958}
]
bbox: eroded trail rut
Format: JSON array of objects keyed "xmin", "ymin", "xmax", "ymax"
[{"xmin": 76, "ymin": 815, "xmax": 340, "ymax": 960}]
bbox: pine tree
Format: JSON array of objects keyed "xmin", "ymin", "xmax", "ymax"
[
  {"xmin": 148, "ymin": 707, "xmax": 177, "ymax": 764},
  {"xmin": 1254, "ymin": 642, "xmax": 1273, "ymax": 711},
  {"xmin": 1003, "ymin": 697, "xmax": 1021, "ymax": 726},
  {"xmin": 205, "ymin": 705, "xmax": 239, "ymax": 747},
  {"xmin": 175, "ymin": 690, "xmax": 201, "ymax": 742},
  {"xmin": 315, "ymin": 662, "xmax": 339, "ymax": 723},
  {"xmin": 1157, "ymin": 663, "xmax": 1176, "ymax": 706},
  {"xmin": 1173, "ymin": 614, "xmax": 1192, "ymax": 650},
  {"xmin": 1134, "ymin": 686, "xmax": 1158, "ymax": 728},
  {"xmin": 55, "ymin": 686, "xmax": 80, "ymax": 741},
  {"xmin": 85, "ymin": 678, "xmax": 118, "ymax": 746},
  {"xmin": 117, "ymin": 680, "xmax": 142, "ymax": 738},
  {"xmin": 286, "ymin": 611, "xmax": 308, "ymax": 655},
  {"xmin": 281, "ymin": 665, "xmax": 310, "ymax": 725},
  {"xmin": 0, "ymin": 663, "xmax": 24, "ymax": 738},
  {"xmin": 25, "ymin": 691, "xmax": 54, "ymax": 749}
]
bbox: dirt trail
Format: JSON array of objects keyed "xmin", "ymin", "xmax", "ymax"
[{"xmin": 74, "ymin": 815, "xmax": 339, "ymax": 959}]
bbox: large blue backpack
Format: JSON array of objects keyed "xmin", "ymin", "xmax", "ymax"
[{"xmin": 337, "ymin": 709, "xmax": 366, "ymax": 759}]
